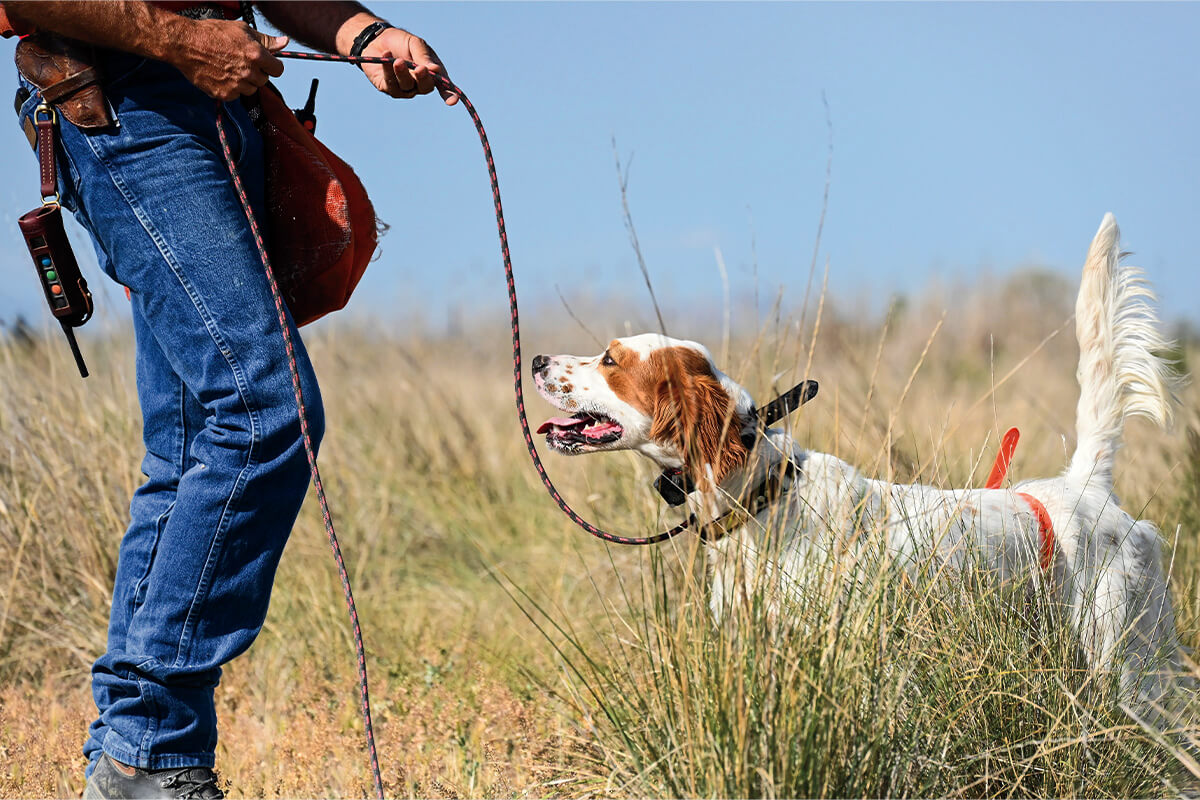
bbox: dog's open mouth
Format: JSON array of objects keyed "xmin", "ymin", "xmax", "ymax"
[{"xmin": 537, "ymin": 412, "xmax": 624, "ymax": 452}]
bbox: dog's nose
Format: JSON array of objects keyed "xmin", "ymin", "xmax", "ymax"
[{"xmin": 532, "ymin": 354, "xmax": 550, "ymax": 375}]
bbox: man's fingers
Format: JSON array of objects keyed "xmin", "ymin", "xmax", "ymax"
[
  {"xmin": 423, "ymin": 64, "xmax": 459, "ymax": 105},
  {"xmin": 381, "ymin": 52, "xmax": 419, "ymax": 98},
  {"xmin": 261, "ymin": 53, "xmax": 284, "ymax": 78},
  {"xmin": 407, "ymin": 39, "xmax": 457, "ymax": 104},
  {"xmin": 365, "ymin": 51, "xmax": 412, "ymax": 99},
  {"xmin": 401, "ymin": 59, "xmax": 434, "ymax": 96},
  {"xmin": 389, "ymin": 60, "xmax": 419, "ymax": 97},
  {"xmin": 250, "ymin": 31, "xmax": 286, "ymax": 77},
  {"xmin": 254, "ymin": 31, "xmax": 289, "ymax": 53}
]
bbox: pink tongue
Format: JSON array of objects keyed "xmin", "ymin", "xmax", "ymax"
[
  {"xmin": 537, "ymin": 416, "xmax": 587, "ymax": 434},
  {"xmin": 585, "ymin": 421, "xmax": 621, "ymax": 438}
]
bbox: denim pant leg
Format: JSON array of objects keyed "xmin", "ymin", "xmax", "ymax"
[
  {"xmin": 83, "ymin": 305, "xmax": 209, "ymax": 772},
  {"xmin": 23, "ymin": 55, "xmax": 325, "ymax": 771}
]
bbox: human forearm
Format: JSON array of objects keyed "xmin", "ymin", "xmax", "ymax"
[
  {"xmin": 256, "ymin": 1, "xmax": 381, "ymax": 56},
  {"xmin": 4, "ymin": 0, "xmax": 286, "ymax": 102},
  {"xmin": 4, "ymin": 0, "xmax": 195, "ymax": 62}
]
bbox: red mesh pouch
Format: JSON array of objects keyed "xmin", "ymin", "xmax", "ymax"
[{"xmin": 255, "ymin": 83, "xmax": 377, "ymax": 326}]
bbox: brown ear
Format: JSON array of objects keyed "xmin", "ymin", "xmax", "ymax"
[{"xmin": 648, "ymin": 354, "xmax": 750, "ymax": 492}]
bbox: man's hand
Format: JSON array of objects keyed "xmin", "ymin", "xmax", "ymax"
[
  {"xmin": 359, "ymin": 27, "xmax": 458, "ymax": 106},
  {"xmin": 172, "ymin": 20, "xmax": 288, "ymax": 101},
  {"xmin": 252, "ymin": 5, "xmax": 459, "ymax": 106}
]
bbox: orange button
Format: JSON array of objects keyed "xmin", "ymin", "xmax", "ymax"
[{"xmin": 50, "ymin": 284, "xmax": 62, "ymax": 295}]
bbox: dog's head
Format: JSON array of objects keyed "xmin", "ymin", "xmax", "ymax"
[{"xmin": 532, "ymin": 334, "xmax": 756, "ymax": 492}]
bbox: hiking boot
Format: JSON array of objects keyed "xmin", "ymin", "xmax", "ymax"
[{"xmin": 83, "ymin": 753, "xmax": 224, "ymax": 799}]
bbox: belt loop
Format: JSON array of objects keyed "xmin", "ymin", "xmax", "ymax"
[{"xmin": 35, "ymin": 103, "xmax": 60, "ymax": 204}]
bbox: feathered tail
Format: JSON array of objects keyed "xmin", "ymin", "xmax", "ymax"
[{"xmin": 1068, "ymin": 213, "xmax": 1179, "ymax": 492}]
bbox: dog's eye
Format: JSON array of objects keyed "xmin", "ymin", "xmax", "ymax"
[{"xmin": 602, "ymin": 352, "xmax": 617, "ymax": 367}]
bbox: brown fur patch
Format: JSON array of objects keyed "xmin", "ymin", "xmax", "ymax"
[
  {"xmin": 601, "ymin": 343, "xmax": 748, "ymax": 491},
  {"xmin": 602, "ymin": 341, "xmax": 654, "ymax": 416}
]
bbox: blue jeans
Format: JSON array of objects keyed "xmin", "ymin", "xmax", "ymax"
[{"xmin": 17, "ymin": 51, "xmax": 324, "ymax": 772}]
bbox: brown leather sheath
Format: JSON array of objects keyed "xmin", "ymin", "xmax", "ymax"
[{"xmin": 14, "ymin": 33, "xmax": 112, "ymax": 130}]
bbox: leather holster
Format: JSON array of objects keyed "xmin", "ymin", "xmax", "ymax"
[{"xmin": 15, "ymin": 32, "xmax": 111, "ymax": 130}]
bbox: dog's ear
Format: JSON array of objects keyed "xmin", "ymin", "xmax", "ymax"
[{"xmin": 648, "ymin": 352, "xmax": 750, "ymax": 492}]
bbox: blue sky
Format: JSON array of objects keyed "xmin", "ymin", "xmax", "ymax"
[{"xmin": 2, "ymin": 2, "xmax": 1197, "ymax": 335}]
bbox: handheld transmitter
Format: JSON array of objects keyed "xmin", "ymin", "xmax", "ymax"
[{"xmin": 18, "ymin": 202, "xmax": 93, "ymax": 377}]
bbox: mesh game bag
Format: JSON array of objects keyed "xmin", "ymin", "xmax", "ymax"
[{"xmin": 255, "ymin": 83, "xmax": 377, "ymax": 326}]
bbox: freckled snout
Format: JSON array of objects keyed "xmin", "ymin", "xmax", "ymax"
[{"xmin": 532, "ymin": 354, "xmax": 550, "ymax": 376}]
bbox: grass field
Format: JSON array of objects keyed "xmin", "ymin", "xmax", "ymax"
[{"xmin": 2, "ymin": 267, "xmax": 1199, "ymax": 797}]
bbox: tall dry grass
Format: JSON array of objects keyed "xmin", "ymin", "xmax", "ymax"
[{"xmin": 1, "ymin": 265, "xmax": 1198, "ymax": 797}]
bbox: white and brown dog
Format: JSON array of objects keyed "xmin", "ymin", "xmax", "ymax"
[{"xmin": 532, "ymin": 214, "xmax": 1184, "ymax": 702}]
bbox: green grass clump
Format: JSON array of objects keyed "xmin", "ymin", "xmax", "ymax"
[{"xmin": 515, "ymin": 525, "xmax": 1190, "ymax": 798}]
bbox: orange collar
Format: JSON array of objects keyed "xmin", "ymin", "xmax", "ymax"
[{"xmin": 985, "ymin": 427, "xmax": 1055, "ymax": 571}]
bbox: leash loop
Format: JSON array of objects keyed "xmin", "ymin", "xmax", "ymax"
[
  {"xmin": 276, "ymin": 50, "xmax": 818, "ymax": 545},
  {"xmin": 279, "ymin": 50, "xmax": 699, "ymax": 545},
  {"xmin": 215, "ymin": 48, "xmax": 831, "ymax": 794}
]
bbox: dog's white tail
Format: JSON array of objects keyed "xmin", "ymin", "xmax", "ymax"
[{"xmin": 1068, "ymin": 213, "xmax": 1178, "ymax": 492}]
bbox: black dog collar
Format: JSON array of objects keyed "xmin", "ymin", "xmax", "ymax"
[
  {"xmin": 654, "ymin": 379, "xmax": 818, "ymax": 507},
  {"xmin": 698, "ymin": 457, "xmax": 801, "ymax": 541}
]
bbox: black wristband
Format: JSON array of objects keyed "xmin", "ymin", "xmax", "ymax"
[{"xmin": 350, "ymin": 20, "xmax": 392, "ymax": 68}]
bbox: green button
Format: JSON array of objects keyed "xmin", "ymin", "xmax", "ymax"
[{"xmin": 45, "ymin": 270, "xmax": 57, "ymax": 281}]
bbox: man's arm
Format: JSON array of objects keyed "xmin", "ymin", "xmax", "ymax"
[
  {"xmin": 258, "ymin": 1, "xmax": 458, "ymax": 105},
  {"xmin": 3, "ymin": 1, "xmax": 287, "ymax": 101}
]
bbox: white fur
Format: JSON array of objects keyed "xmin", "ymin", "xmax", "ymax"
[{"xmin": 535, "ymin": 215, "xmax": 1184, "ymax": 703}]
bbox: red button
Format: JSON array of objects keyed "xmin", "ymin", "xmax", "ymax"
[{"xmin": 50, "ymin": 284, "xmax": 62, "ymax": 295}]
